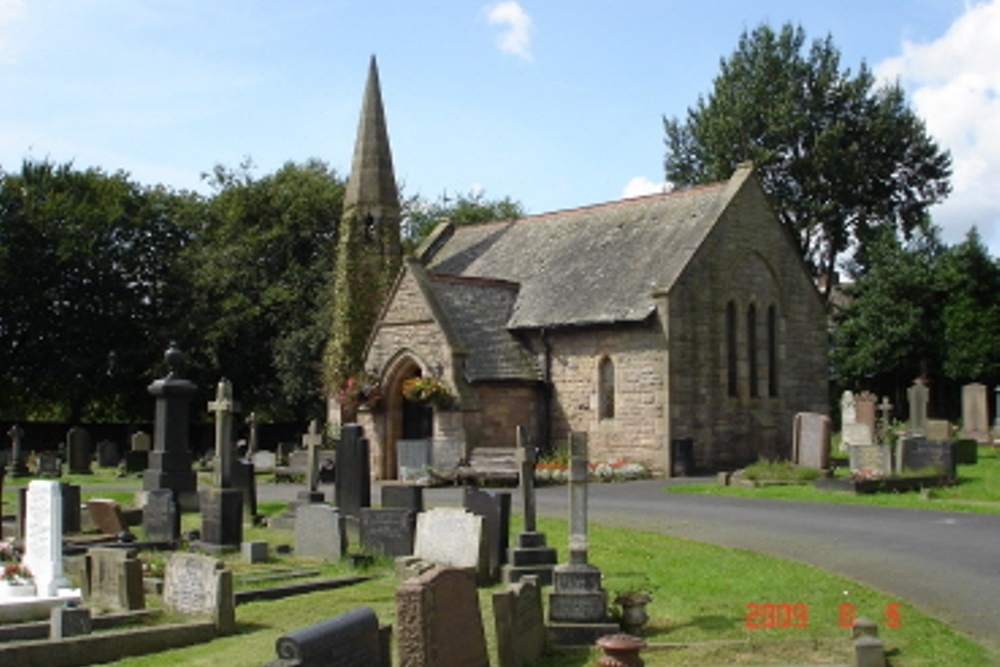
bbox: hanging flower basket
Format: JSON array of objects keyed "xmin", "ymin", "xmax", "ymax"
[
  {"xmin": 336, "ymin": 374, "xmax": 382, "ymax": 412},
  {"xmin": 401, "ymin": 376, "xmax": 453, "ymax": 408}
]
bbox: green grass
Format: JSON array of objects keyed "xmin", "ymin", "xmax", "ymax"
[
  {"xmin": 86, "ymin": 515, "xmax": 995, "ymax": 667},
  {"xmin": 668, "ymin": 445, "xmax": 1000, "ymax": 514}
]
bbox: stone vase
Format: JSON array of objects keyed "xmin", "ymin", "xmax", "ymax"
[{"xmin": 615, "ymin": 592, "xmax": 652, "ymax": 633}]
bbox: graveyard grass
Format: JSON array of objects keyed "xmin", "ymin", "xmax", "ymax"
[
  {"xmin": 90, "ymin": 516, "xmax": 991, "ymax": 667},
  {"xmin": 667, "ymin": 445, "xmax": 1000, "ymax": 514}
]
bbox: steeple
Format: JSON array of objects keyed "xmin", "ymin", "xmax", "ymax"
[{"xmin": 344, "ymin": 55, "xmax": 401, "ymax": 225}]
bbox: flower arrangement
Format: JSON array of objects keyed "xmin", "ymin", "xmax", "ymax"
[
  {"xmin": 852, "ymin": 467, "xmax": 884, "ymax": 481},
  {"xmin": 401, "ymin": 376, "xmax": 452, "ymax": 406},
  {"xmin": 336, "ymin": 373, "xmax": 381, "ymax": 412},
  {"xmin": 534, "ymin": 458, "xmax": 651, "ymax": 484},
  {"xmin": 0, "ymin": 540, "xmax": 32, "ymax": 583}
]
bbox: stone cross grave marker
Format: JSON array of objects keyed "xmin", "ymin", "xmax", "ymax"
[
  {"xmin": 246, "ymin": 411, "xmax": 259, "ymax": 457},
  {"xmin": 208, "ymin": 378, "xmax": 240, "ymax": 488},
  {"xmin": 907, "ymin": 378, "xmax": 929, "ymax": 437},
  {"xmin": 7, "ymin": 423, "xmax": 29, "ymax": 476},
  {"xmin": 876, "ymin": 397, "xmax": 894, "ymax": 445},
  {"xmin": 516, "ymin": 425, "xmax": 537, "ymax": 533},
  {"xmin": 23, "ymin": 480, "xmax": 74, "ymax": 596},
  {"xmin": 302, "ymin": 419, "xmax": 323, "ymax": 494},
  {"xmin": 503, "ymin": 425, "xmax": 557, "ymax": 586},
  {"xmin": 961, "ymin": 383, "xmax": 990, "ymax": 443}
]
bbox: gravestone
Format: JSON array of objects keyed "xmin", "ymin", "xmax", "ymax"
[
  {"xmin": 300, "ymin": 421, "xmax": 325, "ymax": 503},
  {"xmin": 792, "ymin": 412, "xmax": 831, "ymax": 470},
  {"xmin": 403, "ymin": 507, "xmax": 487, "ymax": 580},
  {"xmin": 463, "ymin": 487, "xmax": 511, "ymax": 583},
  {"xmin": 876, "ymin": 396, "xmax": 894, "ymax": 445},
  {"xmin": 432, "ymin": 437, "xmax": 463, "ymax": 473},
  {"xmin": 96, "ymin": 440, "xmax": 121, "ymax": 468},
  {"xmin": 231, "ymin": 457, "xmax": 258, "ymax": 520},
  {"xmin": 503, "ymin": 425, "xmax": 557, "ymax": 585},
  {"xmin": 87, "ymin": 498, "xmax": 127, "ymax": 536},
  {"xmin": 123, "ymin": 450, "xmax": 149, "ymax": 474},
  {"xmin": 208, "ymin": 378, "xmax": 240, "ymax": 488},
  {"xmin": 395, "ymin": 567, "xmax": 489, "ymax": 667},
  {"xmin": 897, "ymin": 437, "xmax": 957, "ymax": 479},
  {"xmin": 546, "ymin": 432, "xmax": 617, "ymax": 646},
  {"xmin": 36, "ymin": 451, "xmax": 62, "ymax": 478},
  {"xmin": 246, "ymin": 411, "xmax": 259, "ymax": 457},
  {"xmin": 200, "ymin": 486, "xmax": 243, "ymax": 553},
  {"xmin": 61, "ymin": 482, "xmax": 81, "ymax": 534},
  {"xmin": 295, "ymin": 504, "xmax": 345, "ymax": 561},
  {"xmin": 841, "ymin": 391, "xmax": 873, "ymax": 449},
  {"xmin": 143, "ymin": 488, "xmax": 180, "ymax": 542},
  {"xmin": 131, "ymin": 431, "xmax": 152, "ymax": 452},
  {"xmin": 85, "ymin": 546, "xmax": 145, "ymax": 611},
  {"xmin": 849, "ymin": 445, "xmax": 892, "ymax": 478},
  {"xmin": 926, "ymin": 419, "xmax": 951, "ymax": 441},
  {"xmin": 381, "ymin": 484, "xmax": 424, "ymax": 512},
  {"xmin": 336, "ymin": 424, "xmax": 371, "ymax": 542},
  {"xmin": 252, "ymin": 450, "xmax": 277, "ymax": 473},
  {"xmin": 360, "ymin": 508, "xmax": 417, "ymax": 558},
  {"xmin": 162, "ymin": 552, "xmax": 235, "ymax": 634},
  {"xmin": 961, "ymin": 383, "xmax": 991, "ymax": 443},
  {"xmin": 907, "ymin": 378, "xmax": 930, "ymax": 437},
  {"xmin": 50, "ymin": 607, "xmax": 92, "ymax": 639},
  {"xmin": 23, "ymin": 480, "xmax": 75, "ymax": 596},
  {"xmin": 272, "ymin": 606, "xmax": 389, "ymax": 667},
  {"xmin": 6, "ymin": 424, "xmax": 29, "ymax": 477},
  {"xmin": 855, "ymin": 392, "xmax": 878, "ymax": 440},
  {"xmin": 143, "ymin": 343, "xmax": 199, "ymax": 512},
  {"xmin": 397, "ymin": 439, "xmax": 432, "ymax": 482},
  {"xmin": 66, "ymin": 426, "xmax": 93, "ymax": 474},
  {"xmin": 493, "ymin": 575, "xmax": 546, "ymax": 667}
]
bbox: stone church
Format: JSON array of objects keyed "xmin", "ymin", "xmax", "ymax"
[{"xmin": 336, "ymin": 59, "xmax": 828, "ymax": 478}]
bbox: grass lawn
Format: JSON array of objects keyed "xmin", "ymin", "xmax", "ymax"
[{"xmin": 666, "ymin": 445, "xmax": 1000, "ymax": 514}]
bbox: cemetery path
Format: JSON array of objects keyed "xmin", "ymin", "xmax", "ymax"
[{"xmin": 520, "ymin": 478, "xmax": 1000, "ymax": 654}]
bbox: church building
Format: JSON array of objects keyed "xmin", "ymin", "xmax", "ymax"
[{"xmin": 338, "ymin": 59, "xmax": 829, "ymax": 478}]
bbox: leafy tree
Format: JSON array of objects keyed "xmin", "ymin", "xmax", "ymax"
[
  {"xmin": 402, "ymin": 189, "xmax": 524, "ymax": 250},
  {"xmin": 189, "ymin": 159, "xmax": 344, "ymax": 421},
  {"xmin": 0, "ymin": 160, "xmax": 198, "ymax": 421},
  {"xmin": 663, "ymin": 23, "xmax": 952, "ymax": 299}
]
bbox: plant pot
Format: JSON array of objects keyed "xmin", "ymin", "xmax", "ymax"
[{"xmin": 615, "ymin": 593, "xmax": 652, "ymax": 633}]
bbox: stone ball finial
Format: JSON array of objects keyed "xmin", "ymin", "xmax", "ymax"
[{"xmin": 165, "ymin": 342, "xmax": 184, "ymax": 378}]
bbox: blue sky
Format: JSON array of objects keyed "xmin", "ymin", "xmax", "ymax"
[{"xmin": 2, "ymin": 1, "xmax": 998, "ymax": 259}]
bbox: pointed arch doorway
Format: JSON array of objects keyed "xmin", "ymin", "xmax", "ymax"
[{"xmin": 382, "ymin": 358, "xmax": 433, "ymax": 479}]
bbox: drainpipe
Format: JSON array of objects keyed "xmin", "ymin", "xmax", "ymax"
[{"xmin": 539, "ymin": 328, "xmax": 553, "ymax": 458}]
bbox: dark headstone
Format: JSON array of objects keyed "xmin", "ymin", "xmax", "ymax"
[
  {"xmin": 493, "ymin": 575, "xmax": 546, "ymax": 667},
  {"xmin": 955, "ymin": 439, "xmax": 979, "ymax": 465},
  {"xmin": 463, "ymin": 487, "xmax": 511, "ymax": 583},
  {"xmin": 123, "ymin": 449, "xmax": 149, "ymax": 474},
  {"xmin": 50, "ymin": 607, "xmax": 93, "ymax": 639},
  {"xmin": 144, "ymin": 488, "xmax": 180, "ymax": 542},
  {"xmin": 381, "ymin": 484, "xmax": 424, "ymax": 512},
  {"xmin": 86, "ymin": 546, "xmax": 146, "ymax": 611},
  {"xmin": 61, "ymin": 483, "xmax": 81, "ymax": 534},
  {"xmin": 898, "ymin": 437, "xmax": 957, "ymax": 479},
  {"xmin": 96, "ymin": 440, "xmax": 121, "ymax": 468},
  {"xmin": 67, "ymin": 426, "xmax": 93, "ymax": 474},
  {"xmin": 360, "ymin": 507, "xmax": 417, "ymax": 558},
  {"xmin": 36, "ymin": 451, "xmax": 62, "ymax": 478},
  {"xmin": 199, "ymin": 487, "xmax": 243, "ymax": 553},
  {"xmin": 274, "ymin": 606, "xmax": 388, "ymax": 667},
  {"xmin": 231, "ymin": 458, "xmax": 258, "ymax": 519},
  {"xmin": 335, "ymin": 425, "xmax": 371, "ymax": 519}
]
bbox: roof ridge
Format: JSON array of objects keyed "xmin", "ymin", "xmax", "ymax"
[{"xmin": 430, "ymin": 273, "xmax": 520, "ymax": 290}]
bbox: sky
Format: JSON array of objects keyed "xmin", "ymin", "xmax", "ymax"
[{"xmin": 1, "ymin": 0, "xmax": 998, "ymax": 259}]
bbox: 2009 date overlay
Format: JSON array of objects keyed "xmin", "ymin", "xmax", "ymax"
[{"xmin": 745, "ymin": 602, "xmax": 901, "ymax": 629}]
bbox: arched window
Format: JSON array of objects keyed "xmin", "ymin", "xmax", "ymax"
[
  {"xmin": 747, "ymin": 304, "xmax": 759, "ymax": 398},
  {"xmin": 726, "ymin": 301, "xmax": 738, "ymax": 397},
  {"xmin": 768, "ymin": 304, "xmax": 778, "ymax": 397},
  {"xmin": 598, "ymin": 356, "xmax": 615, "ymax": 419}
]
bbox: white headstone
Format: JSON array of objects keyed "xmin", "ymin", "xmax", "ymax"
[
  {"xmin": 413, "ymin": 508, "xmax": 485, "ymax": 572},
  {"xmin": 23, "ymin": 480, "xmax": 72, "ymax": 596}
]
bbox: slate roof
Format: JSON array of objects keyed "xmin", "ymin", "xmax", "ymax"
[{"xmin": 423, "ymin": 166, "xmax": 751, "ymax": 330}]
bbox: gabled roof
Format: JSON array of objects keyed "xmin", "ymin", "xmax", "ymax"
[{"xmin": 423, "ymin": 163, "xmax": 756, "ymax": 330}]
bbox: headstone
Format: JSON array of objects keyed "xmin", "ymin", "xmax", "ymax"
[
  {"xmin": 855, "ymin": 392, "xmax": 877, "ymax": 440},
  {"xmin": 50, "ymin": 606, "xmax": 92, "ymax": 639},
  {"xmin": 907, "ymin": 378, "xmax": 930, "ymax": 437},
  {"xmin": 143, "ymin": 343, "xmax": 199, "ymax": 512},
  {"xmin": 463, "ymin": 487, "xmax": 511, "ymax": 583},
  {"xmin": 493, "ymin": 575, "xmax": 546, "ymax": 667},
  {"xmin": 85, "ymin": 546, "xmax": 145, "ymax": 611},
  {"xmin": 131, "ymin": 431, "xmax": 152, "ymax": 452},
  {"xmin": 23, "ymin": 480, "xmax": 74, "ymax": 596},
  {"xmin": 381, "ymin": 484, "xmax": 424, "ymax": 512},
  {"xmin": 252, "ymin": 450, "xmax": 277, "ymax": 473},
  {"xmin": 792, "ymin": 412, "xmax": 831, "ymax": 470},
  {"xmin": 66, "ymin": 426, "xmax": 93, "ymax": 474},
  {"xmin": 123, "ymin": 450, "xmax": 149, "ymax": 474},
  {"xmin": 360, "ymin": 507, "xmax": 417, "ymax": 558},
  {"xmin": 6, "ymin": 424, "xmax": 29, "ymax": 477},
  {"xmin": 395, "ymin": 567, "xmax": 489, "ymax": 667},
  {"xmin": 842, "ymin": 422, "xmax": 874, "ymax": 448},
  {"xmin": 36, "ymin": 451, "xmax": 62, "ymax": 478},
  {"xmin": 841, "ymin": 390, "xmax": 857, "ymax": 425},
  {"xmin": 242, "ymin": 541, "xmax": 268, "ymax": 564},
  {"xmin": 246, "ymin": 411, "xmax": 259, "ymax": 457},
  {"xmin": 897, "ymin": 437, "xmax": 957, "ymax": 479},
  {"xmin": 926, "ymin": 419, "xmax": 951, "ymax": 441},
  {"xmin": 61, "ymin": 482, "xmax": 81, "ymax": 534},
  {"xmin": 199, "ymin": 486, "xmax": 243, "ymax": 553},
  {"xmin": 87, "ymin": 498, "xmax": 127, "ymax": 536},
  {"xmin": 503, "ymin": 425, "xmax": 557, "ymax": 586},
  {"xmin": 302, "ymin": 420, "xmax": 324, "ymax": 495},
  {"xmin": 849, "ymin": 445, "xmax": 892, "ymax": 479},
  {"xmin": 961, "ymin": 383, "xmax": 991, "ymax": 443},
  {"xmin": 231, "ymin": 458, "xmax": 258, "ymax": 520},
  {"xmin": 96, "ymin": 440, "xmax": 121, "ymax": 468},
  {"xmin": 162, "ymin": 552, "xmax": 235, "ymax": 634},
  {"xmin": 143, "ymin": 488, "xmax": 180, "ymax": 542},
  {"xmin": 295, "ymin": 504, "xmax": 345, "ymax": 561},
  {"xmin": 408, "ymin": 507, "xmax": 487, "ymax": 578},
  {"xmin": 397, "ymin": 439, "xmax": 432, "ymax": 482},
  {"xmin": 546, "ymin": 432, "xmax": 617, "ymax": 646},
  {"xmin": 335, "ymin": 424, "xmax": 371, "ymax": 542},
  {"xmin": 431, "ymin": 437, "xmax": 463, "ymax": 473},
  {"xmin": 273, "ymin": 606, "xmax": 389, "ymax": 667},
  {"xmin": 208, "ymin": 378, "xmax": 240, "ymax": 488}
]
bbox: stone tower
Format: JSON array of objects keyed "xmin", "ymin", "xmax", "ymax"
[{"xmin": 326, "ymin": 56, "xmax": 402, "ymax": 411}]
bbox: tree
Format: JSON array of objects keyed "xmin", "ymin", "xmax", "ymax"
[
  {"xmin": 663, "ymin": 23, "xmax": 952, "ymax": 299},
  {"xmin": 189, "ymin": 159, "xmax": 344, "ymax": 421},
  {"xmin": 0, "ymin": 160, "xmax": 198, "ymax": 421},
  {"xmin": 402, "ymin": 189, "xmax": 525, "ymax": 251}
]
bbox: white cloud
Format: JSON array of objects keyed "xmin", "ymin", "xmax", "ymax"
[
  {"xmin": 621, "ymin": 176, "xmax": 670, "ymax": 199},
  {"xmin": 0, "ymin": 0, "xmax": 24, "ymax": 63},
  {"xmin": 485, "ymin": 2, "xmax": 533, "ymax": 61},
  {"xmin": 876, "ymin": 0, "xmax": 1000, "ymax": 254}
]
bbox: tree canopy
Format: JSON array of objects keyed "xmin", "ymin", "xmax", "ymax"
[
  {"xmin": 663, "ymin": 23, "xmax": 952, "ymax": 299},
  {"xmin": 402, "ymin": 189, "xmax": 525, "ymax": 251}
]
